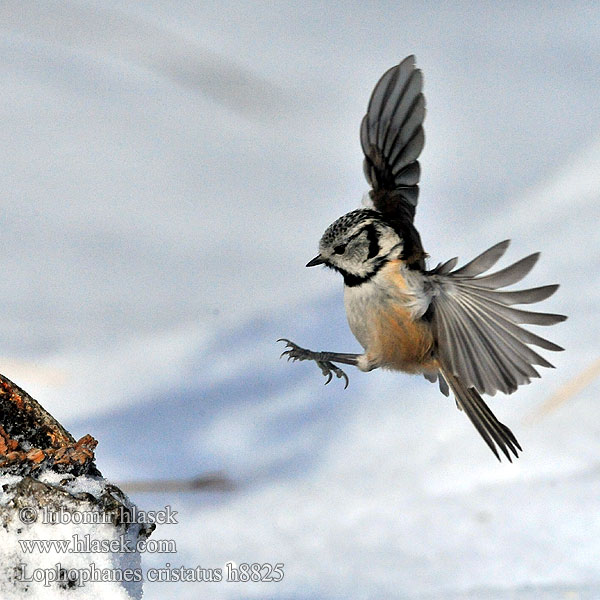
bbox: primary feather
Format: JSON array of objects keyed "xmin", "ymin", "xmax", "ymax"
[
  {"xmin": 361, "ymin": 55, "xmax": 425, "ymax": 206},
  {"xmin": 427, "ymin": 241, "xmax": 566, "ymax": 396}
]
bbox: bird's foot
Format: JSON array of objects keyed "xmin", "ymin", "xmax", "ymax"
[{"xmin": 277, "ymin": 339, "xmax": 349, "ymax": 388}]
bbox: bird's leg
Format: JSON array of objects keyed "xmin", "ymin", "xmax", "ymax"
[{"xmin": 278, "ymin": 339, "xmax": 360, "ymax": 388}]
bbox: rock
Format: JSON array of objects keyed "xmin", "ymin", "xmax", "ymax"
[{"xmin": 0, "ymin": 374, "xmax": 155, "ymax": 599}]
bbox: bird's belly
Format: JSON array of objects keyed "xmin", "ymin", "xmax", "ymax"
[
  {"xmin": 344, "ymin": 274, "xmax": 435, "ymax": 373},
  {"xmin": 369, "ymin": 304, "xmax": 435, "ymax": 372}
]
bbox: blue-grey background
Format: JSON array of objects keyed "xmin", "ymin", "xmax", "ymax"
[{"xmin": 1, "ymin": 2, "xmax": 599, "ymax": 598}]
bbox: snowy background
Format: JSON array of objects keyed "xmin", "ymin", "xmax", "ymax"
[{"xmin": 1, "ymin": 1, "xmax": 599, "ymax": 598}]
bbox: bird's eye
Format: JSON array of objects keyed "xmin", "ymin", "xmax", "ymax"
[{"xmin": 333, "ymin": 244, "xmax": 346, "ymax": 254}]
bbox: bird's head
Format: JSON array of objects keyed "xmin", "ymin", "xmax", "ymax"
[{"xmin": 307, "ymin": 209, "xmax": 403, "ymax": 286}]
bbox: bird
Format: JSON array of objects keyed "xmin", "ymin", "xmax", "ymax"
[{"xmin": 279, "ymin": 55, "xmax": 566, "ymax": 462}]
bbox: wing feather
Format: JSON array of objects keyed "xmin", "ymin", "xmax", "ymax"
[
  {"xmin": 450, "ymin": 240, "xmax": 510, "ymax": 277},
  {"xmin": 469, "ymin": 253, "xmax": 540, "ymax": 288},
  {"xmin": 457, "ymin": 292, "xmax": 550, "ymax": 371},
  {"xmin": 428, "ymin": 243, "xmax": 566, "ymax": 396},
  {"xmin": 361, "ymin": 56, "xmax": 425, "ymax": 219},
  {"xmin": 460, "ymin": 289, "xmax": 566, "ymax": 326},
  {"xmin": 433, "ymin": 257, "xmax": 458, "ymax": 275},
  {"xmin": 436, "ymin": 293, "xmax": 499, "ymax": 392},
  {"xmin": 458, "ymin": 284, "xmax": 559, "ymax": 306},
  {"xmin": 437, "ymin": 292, "xmax": 521, "ymax": 393},
  {"xmin": 384, "ymin": 88, "xmax": 424, "ymax": 160}
]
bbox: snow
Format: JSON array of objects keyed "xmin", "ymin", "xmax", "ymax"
[
  {"xmin": 0, "ymin": 1, "xmax": 598, "ymax": 599},
  {"xmin": 0, "ymin": 471, "xmax": 146, "ymax": 600}
]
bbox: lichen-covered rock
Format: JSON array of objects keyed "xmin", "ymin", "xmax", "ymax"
[
  {"xmin": 0, "ymin": 375, "xmax": 100, "ymax": 477},
  {"xmin": 0, "ymin": 374, "xmax": 155, "ymax": 599}
]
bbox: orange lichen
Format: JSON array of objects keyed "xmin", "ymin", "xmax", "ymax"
[
  {"xmin": 26, "ymin": 449, "xmax": 46, "ymax": 464},
  {"xmin": 0, "ymin": 374, "xmax": 99, "ymax": 476},
  {"xmin": 0, "ymin": 425, "xmax": 19, "ymax": 454}
]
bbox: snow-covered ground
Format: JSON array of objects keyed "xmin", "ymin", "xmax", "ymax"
[{"xmin": 0, "ymin": 2, "xmax": 599, "ymax": 598}]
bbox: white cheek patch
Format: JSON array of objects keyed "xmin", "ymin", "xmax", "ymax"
[{"xmin": 375, "ymin": 226, "xmax": 403, "ymax": 258}]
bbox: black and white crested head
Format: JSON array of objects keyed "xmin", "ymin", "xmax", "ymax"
[{"xmin": 307, "ymin": 208, "xmax": 403, "ymax": 286}]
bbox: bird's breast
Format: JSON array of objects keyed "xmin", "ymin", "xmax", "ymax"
[{"xmin": 344, "ymin": 260, "xmax": 435, "ymax": 372}]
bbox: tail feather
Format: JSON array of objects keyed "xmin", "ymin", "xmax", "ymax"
[{"xmin": 441, "ymin": 369, "xmax": 522, "ymax": 461}]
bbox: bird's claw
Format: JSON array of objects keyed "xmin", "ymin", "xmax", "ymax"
[
  {"xmin": 317, "ymin": 360, "xmax": 349, "ymax": 389},
  {"xmin": 277, "ymin": 339, "xmax": 349, "ymax": 388},
  {"xmin": 278, "ymin": 339, "xmax": 306, "ymax": 361}
]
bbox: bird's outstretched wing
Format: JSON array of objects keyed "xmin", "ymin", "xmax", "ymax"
[
  {"xmin": 361, "ymin": 55, "xmax": 425, "ymax": 224},
  {"xmin": 426, "ymin": 240, "xmax": 566, "ymax": 397}
]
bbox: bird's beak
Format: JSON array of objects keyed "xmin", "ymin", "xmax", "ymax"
[{"xmin": 306, "ymin": 254, "xmax": 325, "ymax": 267}]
